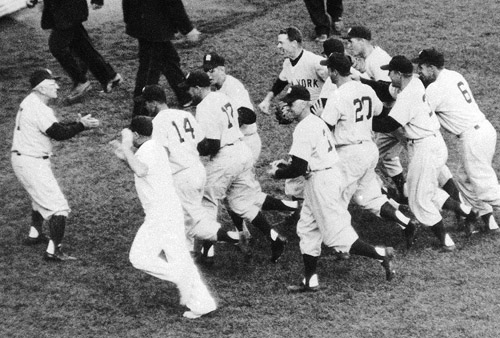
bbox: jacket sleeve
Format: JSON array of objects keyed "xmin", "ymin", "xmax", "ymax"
[{"xmin": 45, "ymin": 122, "xmax": 85, "ymax": 141}]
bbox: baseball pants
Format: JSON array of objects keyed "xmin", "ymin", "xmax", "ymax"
[
  {"xmin": 297, "ymin": 166, "xmax": 358, "ymax": 257},
  {"xmin": 375, "ymin": 128, "xmax": 406, "ymax": 178},
  {"xmin": 456, "ymin": 119, "xmax": 500, "ymax": 216},
  {"xmin": 303, "ymin": 0, "xmax": 343, "ymax": 36},
  {"xmin": 173, "ymin": 163, "xmax": 221, "ymax": 244},
  {"xmin": 11, "ymin": 154, "xmax": 70, "ymax": 219},
  {"xmin": 406, "ymin": 133, "xmax": 450, "ymax": 226},
  {"xmin": 129, "ymin": 216, "xmax": 216, "ymax": 314},
  {"xmin": 337, "ymin": 142, "xmax": 388, "ymax": 217},
  {"xmin": 202, "ymin": 141, "xmax": 261, "ymax": 223}
]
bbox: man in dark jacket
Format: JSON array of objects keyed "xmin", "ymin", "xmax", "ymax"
[
  {"xmin": 123, "ymin": 0, "xmax": 193, "ymax": 116},
  {"xmin": 26, "ymin": 0, "xmax": 122, "ymax": 104}
]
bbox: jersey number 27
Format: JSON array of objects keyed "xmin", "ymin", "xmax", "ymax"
[{"xmin": 354, "ymin": 96, "xmax": 373, "ymax": 122}]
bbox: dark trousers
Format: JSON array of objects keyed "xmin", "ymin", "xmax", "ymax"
[
  {"xmin": 48, "ymin": 24, "xmax": 116, "ymax": 88},
  {"xmin": 132, "ymin": 39, "xmax": 190, "ymax": 116},
  {"xmin": 304, "ymin": 0, "xmax": 343, "ymax": 36}
]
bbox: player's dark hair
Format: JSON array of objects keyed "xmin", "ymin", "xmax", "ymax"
[
  {"xmin": 130, "ymin": 116, "xmax": 153, "ymax": 137},
  {"xmin": 279, "ymin": 27, "xmax": 303, "ymax": 44}
]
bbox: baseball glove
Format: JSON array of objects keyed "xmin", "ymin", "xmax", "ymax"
[{"xmin": 275, "ymin": 103, "xmax": 294, "ymax": 125}]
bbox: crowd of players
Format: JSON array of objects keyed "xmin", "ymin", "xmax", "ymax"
[{"xmin": 11, "ymin": 22, "xmax": 500, "ymax": 319}]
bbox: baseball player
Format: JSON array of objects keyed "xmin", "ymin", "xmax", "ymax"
[
  {"xmin": 258, "ymin": 26, "xmax": 329, "ymax": 204},
  {"xmin": 342, "ymin": 26, "xmax": 407, "ymax": 201},
  {"xmin": 413, "ymin": 48, "xmax": 500, "ymax": 234},
  {"xmin": 111, "ymin": 117, "xmax": 216, "ymax": 319},
  {"xmin": 202, "ymin": 53, "xmax": 298, "ymax": 231},
  {"xmin": 269, "ymin": 85, "xmax": 395, "ymax": 292},
  {"xmin": 137, "ymin": 85, "xmax": 243, "ymax": 256},
  {"xmin": 180, "ymin": 71, "xmax": 287, "ymax": 263},
  {"xmin": 372, "ymin": 56, "xmax": 476, "ymax": 251},
  {"xmin": 320, "ymin": 53, "xmax": 418, "ymax": 248},
  {"xmin": 11, "ymin": 68, "xmax": 99, "ymax": 261}
]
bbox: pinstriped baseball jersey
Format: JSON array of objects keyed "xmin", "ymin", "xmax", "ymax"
[
  {"xmin": 389, "ymin": 77, "xmax": 440, "ymax": 139},
  {"xmin": 196, "ymin": 91, "xmax": 243, "ymax": 147},
  {"xmin": 289, "ymin": 114, "xmax": 338, "ymax": 171},
  {"xmin": 279, "ymin": 50, "xmax": 328, "ymax": 101},
  {"xmin": 365, "ymin": 46, "xmax": 391, "ymax": 81},
  {"xmin": 322, "ymin": 80, "xmax": 383, "ymax": 145},
  {"xmin": 426, "ymin": 69, "xmax": 486, "ymax": 135},
  {"xmin": 152, "ymin": 108, "xmax": 204, "ymax": 175}
]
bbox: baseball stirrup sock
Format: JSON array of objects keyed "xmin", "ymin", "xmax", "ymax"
[
  {"xmin": 48, "ymin": 215, "xmax": 66, "ymax": 247},
  {"xmin": 349, "ymin": 239, "xmax": 384, "ymax": 260},
  {"xmin": 216, "ymin": 229, "xmax": 238, "ymax": 243},
  {"xmin": 250, "ymin": 212, "xmax": 271, "ymax": 237},
  {"xmin": 442, "ymin": 197, "xmax": 471, "ymax": 216},
  {"xmin": 227, "ymin": 209, "xmax": 244, "ymax": 231},
  {"xmin": 30, "ymin": 210, "xmax": 44, "ymax": 237},
  {"xmin": 442, "ymin": 178, "xmax": 461, "ymax": 202},
  {"xmin": 303, "ymin": 254, "xmax": 318, "ymax": 280},
  {"xmin": 380, "ymin": 202, "xmax": 409, "ymax": 228},
  {"xmin": 262, "ymin": 196, "xmax": 298, "ymax": 211}
]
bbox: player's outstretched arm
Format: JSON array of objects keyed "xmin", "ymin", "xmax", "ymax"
[
  {"xmin": 45, "ymin": 114, "xmax": 99, "ymax": 141},
  {"xmin": 258, "ymin": 92, "xmax": 274, "ymax": 115}
]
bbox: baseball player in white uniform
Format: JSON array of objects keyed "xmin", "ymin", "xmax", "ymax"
[
  {"xmin": 320, "ymin": 53, "xmax": 418, "ymax": 248},
  {"xmin": 258, "ymin": 26, "xmax": 329, "ymax": 203},
  {"xmin": 372, "ymin": 56, "xmax": 476, "ymax": 251},
  {"xmin": 269, "ymin": 85, "xmax": 395, "ymax": 292},
  {"xmin": 342, "ymin": 26, "xmax": 407, "ymax": 201},
  {"xmin": 11, "ymin": 68, "xmax": 99, "ymax": 261},
  {"xmin": 413, "ymin": 48, "xmax": 500, "ymax": 234},
  {"xmin": 111, "ymin": 116, "xmax": 216, "ymax": 319},
  {"xmin": 137, "ymin": 85, "xmax": 241, "ymax": 254},
  {"xmin": 180, "ymin": 71, "xmax": 287, "ymax": 263}
]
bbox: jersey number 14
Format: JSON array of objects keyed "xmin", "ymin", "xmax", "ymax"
[{"xmin": 172, "ymin": 118, "xmax": 195, "ymax": 143}]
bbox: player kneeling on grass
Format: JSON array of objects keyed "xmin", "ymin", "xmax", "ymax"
[
  {"xmin": 111, "ymin": 117, "xmax": 216, "ymax": 319},
  {"xmin": 268, "ymin": 85, "xmax": 395, "ymax": 292},
  {"xmin": 12, "ymin": 68, "xmax": 99, "ymax": 261}
]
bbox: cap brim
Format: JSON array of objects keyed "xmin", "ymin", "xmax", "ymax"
[
  {"xmin": 133, "ymin": 96, "xmax": 146, "ymax": 103},
  {"xmin": 340, "ymin": 35, "xmax": 351, "ymax": 40},
  {"xmin": 319, "ymin": 59, "xmax": 329, "ymax": 66},
  {"xmin": 178, "ymin": 81, "xmax": 191, "ymax": 89},
  {"xmin": 410, "ymin": 57, "xmax": 423, "ymax": 64},
  {"xmin": 281, "ymin": 95, "xmax": 296, "ymax": 104},
  {"xmin": 380, "ymin": 64, "xmax": 391, "ymax": 70}
]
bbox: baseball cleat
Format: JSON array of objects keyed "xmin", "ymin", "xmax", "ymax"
[
  {"xmin": 182, "ymin": 308, "xmax": 215, "ymax": 319},
  {"xmin": 481, "ymin": 214, "xmax": 500, "ymax": 234},
  {"xmin": 66, "ymin": 81, "xmax": 92, "ymax": 103},
  {"xmin": 103, "ymin": 73, "xmax": 123, "ymax": 93},
  {"xmin": 237, "ymin": 230, "xmax": 252, "ymax": 261},
  {"xmin": 43, "ymin": 248, "xmax": 77, "ymax": 262},
  {"xmin": 463, "ymin": 210, "xmax": 479, "ymax": 237},
  {"xmin": 287, "ymin": 275, "xmax": 320, "ymax": 293},
  {"xmin": 270, "ymin": 235, "xmax": 286, "ymax": 263},
  {"xmin": 381, "ymin": 247, "xmax": 395, "ymax": 281},
  {"xmin": 23, "ymin": 234, "xmax": 49, "ymax": 246}
]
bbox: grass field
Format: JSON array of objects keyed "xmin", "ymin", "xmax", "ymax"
[{"xmin": 2, "ymin": 0, "xmax": 500, "ymax": 337}]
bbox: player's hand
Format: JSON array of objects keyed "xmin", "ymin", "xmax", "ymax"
[
  {"xmin": 26, "ymin": 0, "xmax": 38, "ymax": 8},
  {"xmin": 121, "ymin": 128, "xmax": 134, "ymax": 148},
  {"xmin": 186, "ymin": 28, "xmax": 201, "ymax": 43},
  {"xmin": 268, "ymin": 159, "xmax": 287, "ymax": 177},
  {"xmin": 258, "ymin": 99, "xmax": 271, "ymax": 115},
  {"xmin": 92, "ymin": 3, "xmax": 103, "ymax": 10},
  {"xmin": 79, "ymin": 114, "xmax": 100, "ymax": 128},
  {"xmin": 310, "ymin": 99, "xmax": 324, "ymax": 116},
  {"xmin": 109, "ymin": 140, "xmax": 126, "ymax": 160}
]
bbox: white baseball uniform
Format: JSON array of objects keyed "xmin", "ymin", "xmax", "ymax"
[
  {"xmin": 426, "ymin": 69, "xmax": 500, "ymax": 216},
  {"xmin": 128, "ymin": 139, "xmax": 216, "ymax": 316},
  {"xmin": 388, "ymin": 77, "xmax": 449, "ymax": 226},
  {"xmin": 152, "ymin": 108, "xmax": 221, "ymax": 245},
  {"xmin": 364, "ymin": 46, "xmax": 406, "ymax": 179},
  {"xmin": 279, "ymin": 50, "xmax": 329, "ymax": 199},
  {"xmin": 11, "ymin": 93, "xmax": 70, "ymax": 220},
  {"xmin": 321, "ymin": 80, "xmax": 388, "ymax": 217},
  {"xmin": 291, "ymin": 113, "xmax": 358, "ymax": 256},
  {"xmin": 196, "ymin": 92, "xmax": 261, "ymax": 222}
]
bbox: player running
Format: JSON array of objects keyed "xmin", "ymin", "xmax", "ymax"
[
  {"xmin": 413, "ymin": 48, "xmax": 500, "ymax": 234},
  {"xmin": 269, "ymin": 85, "xmax": 395, "ymax": 292}
]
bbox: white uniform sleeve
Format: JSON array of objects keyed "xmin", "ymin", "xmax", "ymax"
[
  {"xmin": 37, "ymin": 107, "xmax": 59, "ymax": 134},
  {"xmin": 289, "ymin": 126, "xmax": 312, "ymax": 163},
  {"xmin": 321, "ymin": 92, "xmax": 342, "ymax": 127},
  {"xmin": 197, "ymin": 106, "xmax": 223, "ymax": 140}
]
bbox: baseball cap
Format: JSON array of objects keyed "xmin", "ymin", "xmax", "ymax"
[
  {"xmin": 30, "ymin": 68, "xmax": 60, "ymax": 89},
  {"xmin": 380, "ymin": 55, "xmax": 413, "ymax": 74},
  {"xmin": 320, "ymin": 52, "xmax": 352, "ymax": 74},
  {"xmin": 281, "ymin": 85, "xmax": 310, "ymax": 104},
  {"xmin": 411, "ymin": 48, "xmax": 444, "ymax": 67},
  {"xmin": 179, "ymin": 71, "xmax": 211, "ymax": 89},
  {"xmin": 342, "ymin": 26, "xmax": 371, "ymax": 41},
  {"xmin": 322, "ymin": 38, "xmax": 345, "ymax": 56},
  {"xmin": 203, "ymin": 53, "xmax": 225, "ymax": 72},
  {"xmin": 135, "ymin": 85, "xmax": 167, "ymax": 103},
  {"xmin": 130, "ymin": 116, "xmax": 153, "ymax": 137}
]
